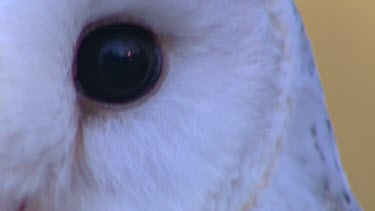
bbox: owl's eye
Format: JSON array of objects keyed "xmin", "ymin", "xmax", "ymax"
[{"xmin": 75, "ymin": 23, "xmax": 162, "ymax": 104}]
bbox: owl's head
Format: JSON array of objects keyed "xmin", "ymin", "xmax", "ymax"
[{"xmin": 0, "ymin": 0, "xmax": 359, "ymax": 210}]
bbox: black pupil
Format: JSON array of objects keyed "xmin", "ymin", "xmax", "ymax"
[{"xmin": 75, "ymin": 24, "xmax": 162, "ymax": 103}]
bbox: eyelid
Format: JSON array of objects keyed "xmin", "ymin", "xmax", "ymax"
[{"xmin": 79, "ymin": 14, "xmax": 158, "ymax": 39}]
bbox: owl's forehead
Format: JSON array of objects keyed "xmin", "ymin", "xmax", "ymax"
[{"xmin": 1, "ymin": 0, "xmax": 269, "ymax": 37}]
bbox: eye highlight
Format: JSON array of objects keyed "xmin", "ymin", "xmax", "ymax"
[{"xmin": 75, "ymin": 23, "xmax": 162, "ymax": 104}]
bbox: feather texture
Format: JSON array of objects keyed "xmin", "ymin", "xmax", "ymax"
[{"xmin": 0, "ymin": 0, "xmax": 360, "ymax": 210}]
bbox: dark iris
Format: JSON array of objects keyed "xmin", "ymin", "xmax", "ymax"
[{"xmin": 75, "ymin": 24, "xmax": 162, "ymax": 103}]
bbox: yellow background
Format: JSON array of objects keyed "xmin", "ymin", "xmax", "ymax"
[{"xmin": 296, "ymin": 1, "xmax": 374, "ymax": 210}]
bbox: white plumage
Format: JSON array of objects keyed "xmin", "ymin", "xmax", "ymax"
[{"xmin": 0, "ymin": 0, "xmax": 360, "ymax": 210}]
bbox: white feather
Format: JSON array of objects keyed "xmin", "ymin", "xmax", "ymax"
[{"xmin": 0, "ymin": 0, "xmax": 360, "ymax": 210}]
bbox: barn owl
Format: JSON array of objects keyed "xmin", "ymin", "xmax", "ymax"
[{"xmin": 0, "ymin": 0, "xmax": 361, "ymax": 210}]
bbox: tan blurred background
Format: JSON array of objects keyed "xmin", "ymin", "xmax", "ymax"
[{"xmin": 296, "ymin": 1, "xmax": 374, "ymax": 210}]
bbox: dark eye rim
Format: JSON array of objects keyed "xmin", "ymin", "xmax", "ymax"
[{"xmin": 73, "ymin": 18, "xmax": 167, "ymax": 108}]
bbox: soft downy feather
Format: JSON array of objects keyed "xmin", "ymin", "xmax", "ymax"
[{"xmin": 0, "ymin": 0, "xmax": 360, "ymax": 210}]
